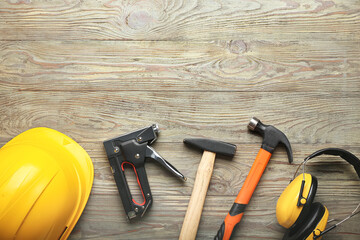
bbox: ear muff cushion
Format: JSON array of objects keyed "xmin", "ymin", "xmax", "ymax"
[
  {"xmin": 276, "ymin": 174, "xmax": 318, "ymax": 229},
  {"xmin": 283, "ymin": 202, "xmax": 326, "ymax": 240},
  {"xmin": 310, "ymin": 206, "xmax": 329, "ymax": 239},
  {"xmin": 289, "ymin": 175, "xmax": 318, "ymax": 232}
]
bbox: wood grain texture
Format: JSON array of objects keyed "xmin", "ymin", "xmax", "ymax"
[
  {"xmin": 0, "ymin": 0, "xmax": 359, "ymax": 41},
  {"xmin": 0, "ymin": 90, "xmax": 359, "ymax": 144},
  {"xmin": 0, "ymin": 0, "xmax": 359, "ymax": 239},
  {"xmin": 0, "ymin": 40, "xmax": 359, "ymax": 92}
]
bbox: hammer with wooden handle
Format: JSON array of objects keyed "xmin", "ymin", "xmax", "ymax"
[
  {"xmin": 214, "ymin": 117, "xmax": 293, "ymax": 240},
  {"xmin": 179, "ymin": 138, "xmax": 237, "ymax": 240}
]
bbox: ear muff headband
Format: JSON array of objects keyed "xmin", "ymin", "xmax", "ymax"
[{"xmin": 305, "ymin": 148, "xmax": 360, "ymax": 178}]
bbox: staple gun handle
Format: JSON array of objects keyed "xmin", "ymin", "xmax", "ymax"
[{"xmin": 109, "ymin": 155, "xmax": 153, "ymax": 220}]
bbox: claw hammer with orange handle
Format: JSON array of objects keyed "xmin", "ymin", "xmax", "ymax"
[{"xmin": 214, "ymin": 117, "xmax": 293, "ymax": 240}]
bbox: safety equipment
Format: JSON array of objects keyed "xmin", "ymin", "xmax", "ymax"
[
  {"xmin": 0, "ymin": 127, "xmax": 94, "ymax": 240},
  {"xmin": 276, "ymin": 148, "xmax": 360, "ymax": 240}
]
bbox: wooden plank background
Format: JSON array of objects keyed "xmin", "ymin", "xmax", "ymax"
[{"xmin": 0, "ymin": 0, "xmax": 359, "ymax": 239}]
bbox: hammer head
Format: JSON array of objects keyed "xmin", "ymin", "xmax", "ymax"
[
  {"xmin": 248, "ymin": 117, "xmax": 293, "ymax": 163},
  {"xmin": 183, "ymin": 138, "xmax": 236, "ymax": 157}
]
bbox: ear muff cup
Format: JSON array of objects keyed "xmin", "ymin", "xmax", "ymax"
[
  {"xmin": 283, "ymin": 202, "xmax": 326, "ymax": 240},
  {"xmin": 276, "ymin": 174, "xmax": 318, "ymax": 229},
  {"xmin": 289, "ymin": 175, "xmax": 318, "ymax": 232}
]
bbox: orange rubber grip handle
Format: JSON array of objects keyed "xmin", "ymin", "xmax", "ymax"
[
  {"xmin": 215, "ymin": 148, "xmax": 272, "ymax": 240},
  {"xmin": 234, "ymin": 148, "xmax": 272, "ymax": 204}
]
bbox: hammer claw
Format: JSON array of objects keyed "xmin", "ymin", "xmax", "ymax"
[
  {"xmin": 281, "ymin": 133, "xmax": 293, "ymax": 163},
  {"xmin": 248, "ymin": 117, "xmax": 293, "ymax": 163}
]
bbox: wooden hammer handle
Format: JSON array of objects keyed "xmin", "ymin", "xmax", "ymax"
[{"xmin": 179, "ymin": 150, "xmax": 216, "ymax": 240}]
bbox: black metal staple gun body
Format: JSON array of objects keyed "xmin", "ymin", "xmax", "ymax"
[{"xmin": 103, "ymin": 124, "xmax": 186, "ymax": 220}]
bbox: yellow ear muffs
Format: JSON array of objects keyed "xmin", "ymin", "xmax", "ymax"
[
  {"xmin": 282, "ymin": 202, "xmax": 329, "ymax": 240},
  {"xmin": 276, "ymin": 174, "xmax": 318, "ymax": 229},
  {"xmin": 277, "ymin": 148, "xmax": 360, "ymax": 239}
]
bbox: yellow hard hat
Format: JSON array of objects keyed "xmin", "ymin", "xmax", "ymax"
[{"xmin": 0, "ymin": 127, "xmax": 94, "ymax": 240}]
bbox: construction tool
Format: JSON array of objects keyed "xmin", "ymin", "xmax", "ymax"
[
  {"xmin": 179, "ymin": 138, "xmax": 237, "ymax": 240},
  {"xmin": 103, "ymin": 124, "xmax": 186, "ymax": 220},
  {"xmin": 215, "ymin": 117, "xmax": 293, "ymax": 240}
]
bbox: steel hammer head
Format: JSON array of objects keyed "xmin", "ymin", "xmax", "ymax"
[
  {"xmin": 183, "ymin": 138, "xmax": 237, "ymax": 157},
  {"xmin": 248, "ymin": 117, "xmax": 293, "ymax": 163}
]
